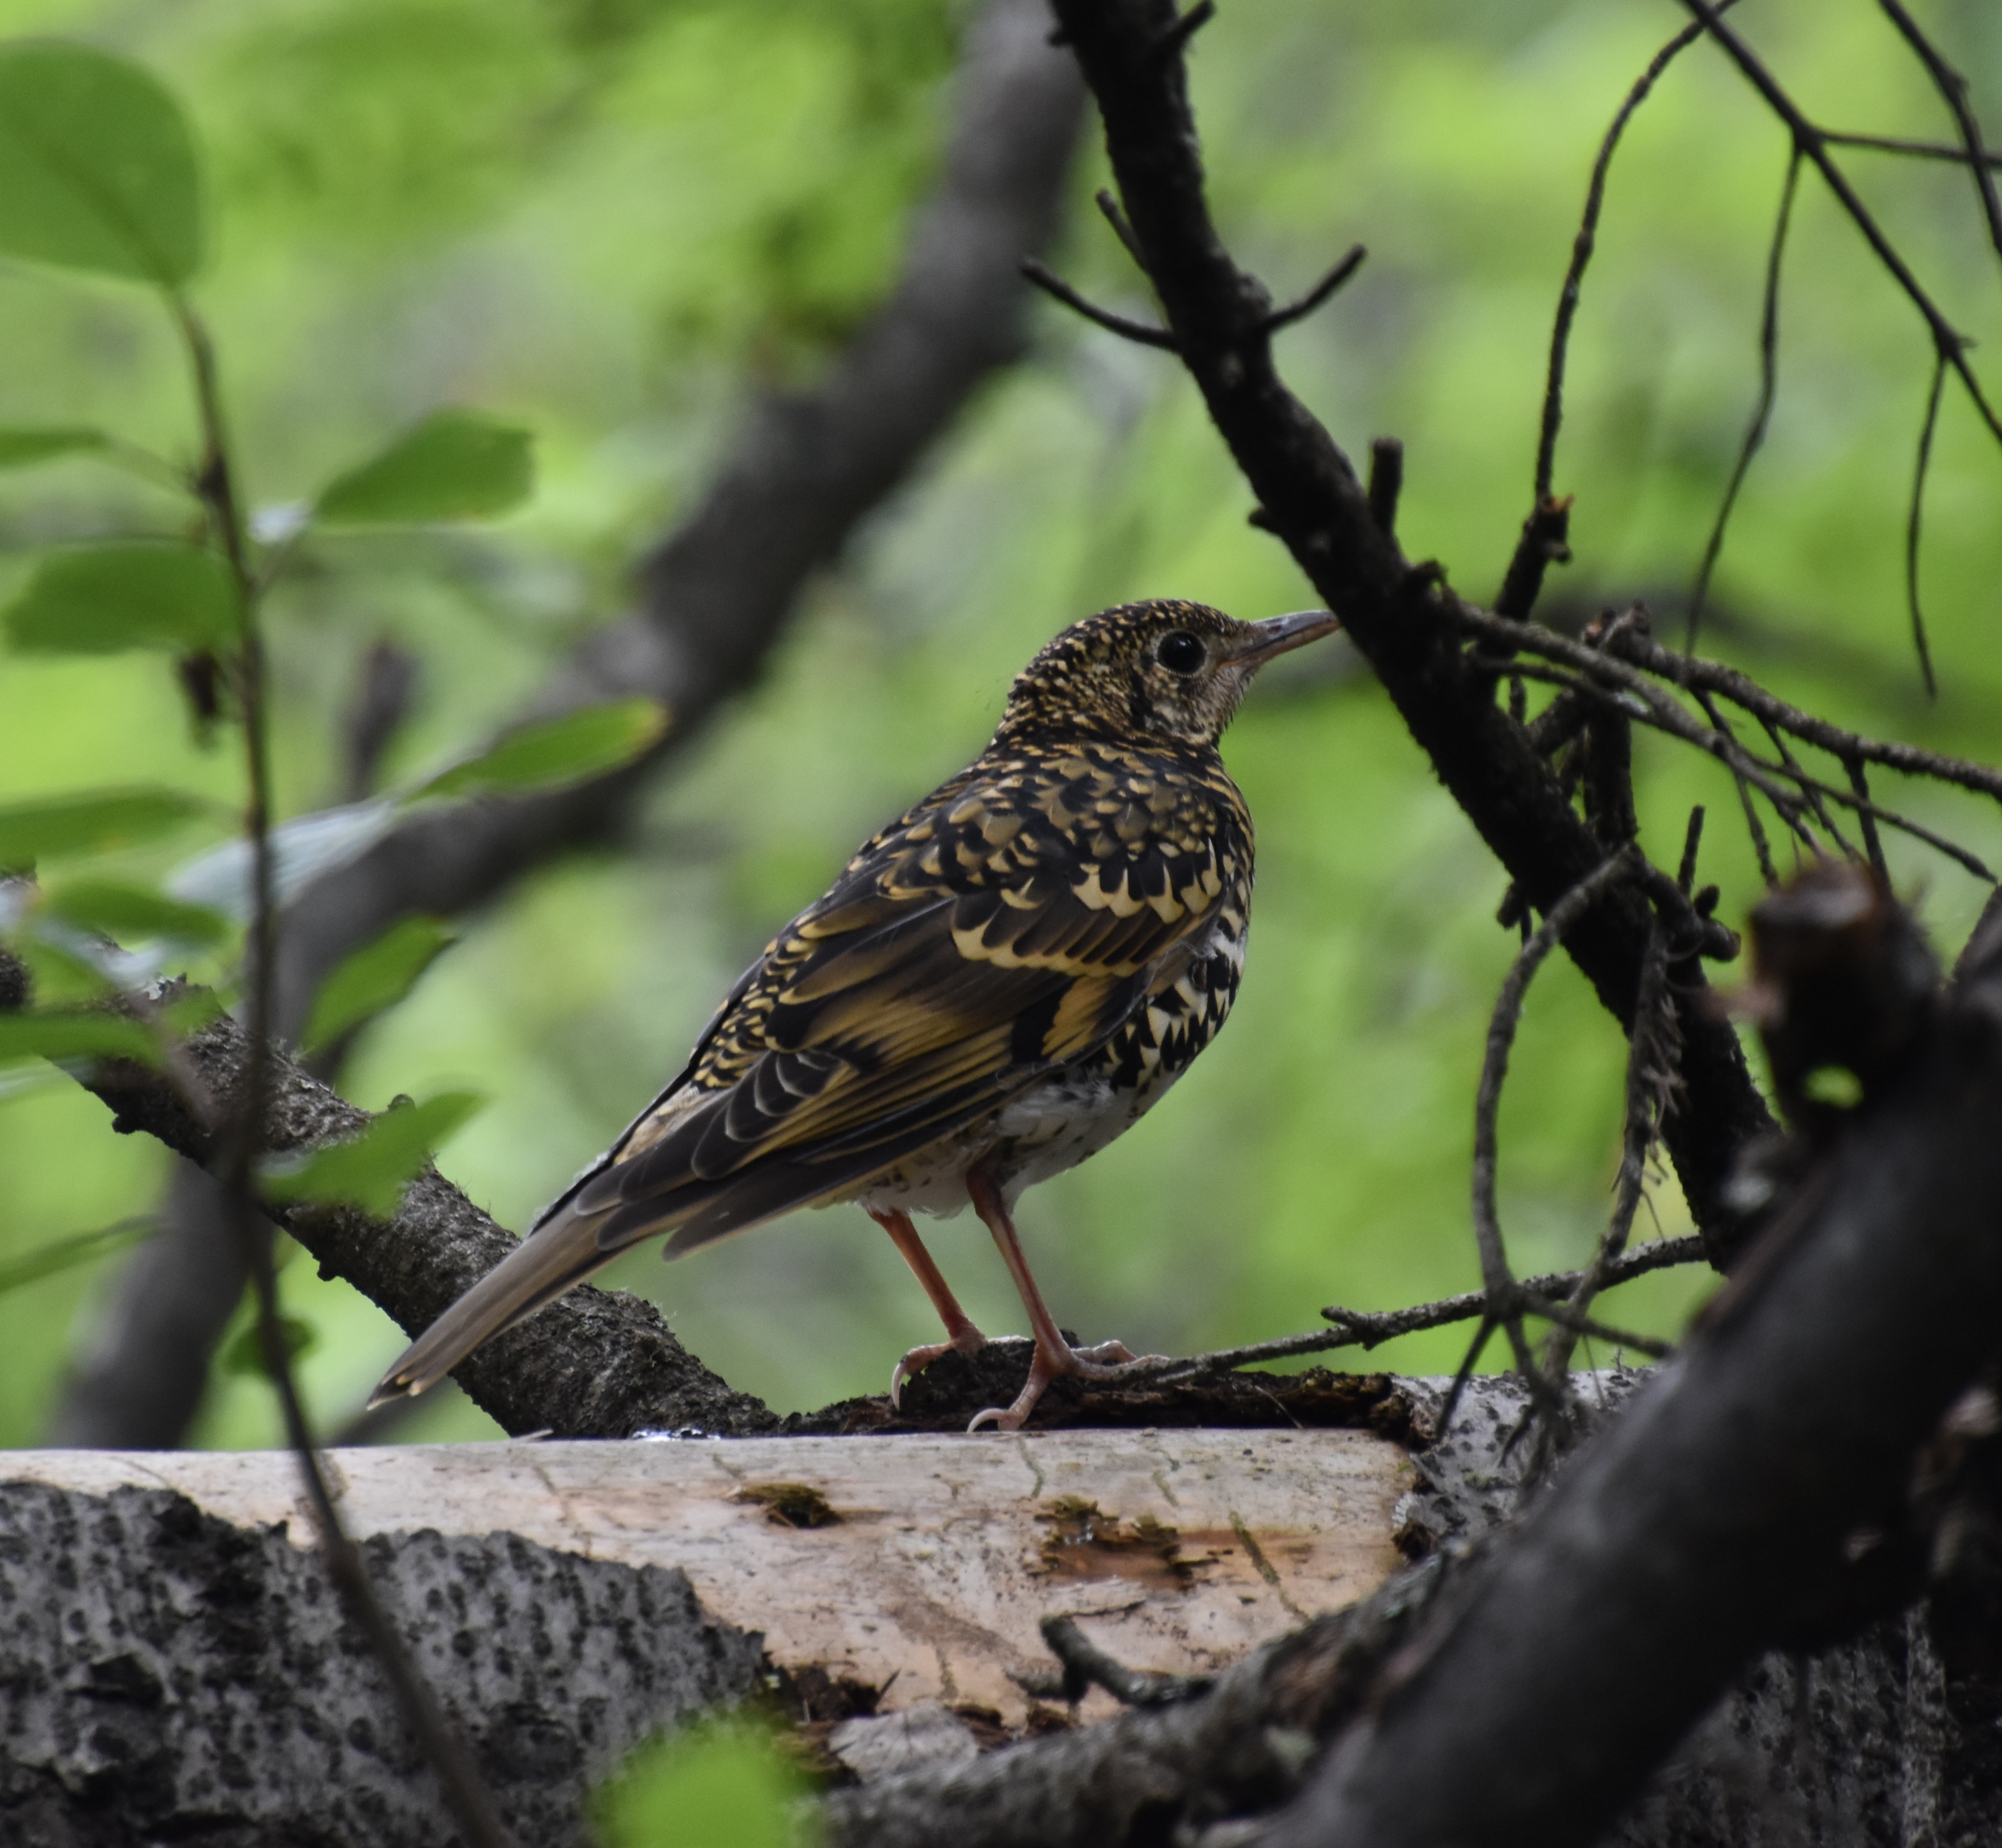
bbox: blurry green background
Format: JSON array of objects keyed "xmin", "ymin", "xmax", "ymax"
[{"xmin": 2, "ymin": 0, "xmax": 2000, "ymax": 1449}]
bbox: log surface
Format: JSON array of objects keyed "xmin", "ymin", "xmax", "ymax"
[{"xmin": 2, "ymin": 1429, "xmax": 1413, "ymax": 1732}]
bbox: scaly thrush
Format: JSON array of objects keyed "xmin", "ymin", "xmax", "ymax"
[{"xmin": 374, "ymin": 599, "xmax": 1340, "ymax": 1429}]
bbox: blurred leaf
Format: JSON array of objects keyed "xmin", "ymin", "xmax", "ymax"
[
  {"xmin": 0, "ymin": 40, "xmax": 203, "ymax": 285},
  {"xmin": 303, "ymin": 915, "xmax": 455, "ymax": 1051},
  {"xmin": 219, "ymin": 1311, "xmax": 317, "ymax": 1380},
  {"xmin": 0, "ymin": 1216, "xmax": 152, "ymax": 1294},
  {"xmin": 261, "ymin": 1090, "xmax": 484, "ymax": 1217},
  {"xmin": 315, "ymin": 410, "xmax": 534, "ymax": 525},
  {"xmin": 0, "ymin": 1010, "xmax": 157, "ymax": 1068},
  {"xmin": 5, "ymin": 544, "xmax": 239, "ymax": 657},
  {"xmin": 410, "ymin": 699, "xmax": 669, "ymax": 804},
  {"xmin": 593, "ymin": 1722, "xmax": 807, "ymax": 1848},
  {"xmin": 44, "ymin": 878, "xmax": 231, "ymax": 948},
  {"xmin": 158, "ymin": 987, "xmax": 227, "ymax": 1036},
  {"xmin": 167, "ymin": 799, "xmax": 397, "ymax": 920},
  {"xmin": 0, "ymin": 427, "xmax": 107, "ymax": 471},
  {"xmin": 0, "ymin": 787, "xmax": 211, "ymax": 872}
]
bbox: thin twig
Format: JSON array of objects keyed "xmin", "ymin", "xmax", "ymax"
[
  {"xmin": 1473, "ymin": 848, "xmax": 1641, "ymax": 1419},
  {"xmin": 1822, "ymin": 128, "xmax": 2002, "ymax": 169},
  {"xmin": 1906, "ymin": 350, "xmax": 1946, "ymax": 699},
  {"xmin": 1461, "ymin": 604, "xmax": 2002, "ymax": 805},
  {"xmin": 1030, "ymin": 1616, "xmax": 1213, "ymax": 1707},
  {"xmin": 1119, "ymin": 1238, "xmax": 1706, "ymax": 1386},
  {"xmin": 1259, "ymin": 244, "xmax": 1367, "ymax": 335},
  {"xmin": 1544, "ymin": 921, "xmax": 1672, "ymax": 1381},
  {"xmin": 1689, "ymin": 149, "xmax": 1801, "ymax": 652},
  {"xmin": 1019, "ymin": 257, "xmax": 1178, "ymax": 347},
  {"xmin": 170, "ymin": 294, "xmax": 517, "ymax": 1848},
  {"xmin": 1876, "ymin": 0, "xmax": 2002, "ymax": 269},
  {"xmin": 1676, "ymin": 0, "xmax": 2002, "ymax": 451},
  {"xmin": 1849, "ymin": 759, "xmax": 1890, "ymax": 885},
  {"xmin": 1534, "ymin": 10, "xmax": 1720, "ymax": 502},
  {"xmin": 1094, "ymin": 187, "xmax": 1149, "ymax": 274}
]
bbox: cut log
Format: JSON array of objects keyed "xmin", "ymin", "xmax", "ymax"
[{"xmin": 2, "ymin": 1429, "xmax": 1413, "ymax": 1733}]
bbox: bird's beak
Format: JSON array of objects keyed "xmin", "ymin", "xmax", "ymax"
[{"xmin": 1228, "ymin": 608, "xmax": 1342, "ymax": 666}]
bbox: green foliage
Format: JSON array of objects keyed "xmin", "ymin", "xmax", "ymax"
[
  {"xmin": 5, "ymin": 542, "xmax": 239, "ymax": 655},
  {"xmin": 261, "ymin": 1090, "xmax": 485, "ymax": 1217},
  {"xmin": 0, "ymin": 1010, "xmax": 158, "ymax": 1069},
  {"xmin": 0, "ymin": 427, "xmax": 107, "ymax": 470},
  {"xmin": 40, "ymin": 878, "xmax": 231, "ymax": 949},
  {"xmin": 219, "ymin": 1310, "xmax": 317, "ymax": 1380},
  {"xmin": 0, "ymin": 787, "xmax": 210, "ymax": 872},
  {"xmin": 0, "ymin": 40, "xmax": 203, "ymax": 285},
  {"xmin": 592, "ymin": 1721, "xmax": 810, "ymax": 1848},
  {"xmin": 316, "ymin": 410, "xmax": 535, "ymax": 527},
  {"xmin": 411, "ymin": 698, "xmax": 669, "ymax": 803},
  {"xmin": 303, "ymin": 915, "xmax": 456, "ymax": 1051},
  {"xmin": 0, "ymin": 1217, "xmax": 152, "ymax": 1296}
]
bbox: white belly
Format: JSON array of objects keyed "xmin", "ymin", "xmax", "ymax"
[{"xmin": 849, "ymin": 1065, "xmax": 1182, "ymax": 1221}]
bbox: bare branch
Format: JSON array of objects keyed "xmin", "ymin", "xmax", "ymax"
[
  {"xmin": 1676, "ymin": 0, "xmax": 2002, "ymax": 451},
  {"xmin": 1877, "ymin": 0, "xmax": 2002, "ymax": 270},
  {"xmin": 1689, "ymin": 149, "xmax": 1801, "ymax": 652},
  {"xmin": 1258, "ymin": 243, "xmax": 1367, "ymax": 335},
  {"xmin": 1907, "ymin": 348, "xmax": 1947, "ymax": 698},
  {"xmin": 1050, "ymin": 0, "xmax": 1776, "ymax": 1256},
  {"xmin": 1019, "ymin": 256, "xmax": 1178, "ymax": 346}
]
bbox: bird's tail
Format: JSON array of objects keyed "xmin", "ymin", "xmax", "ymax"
[{"xmin": 368, "ymin": 1198, "xmax": 622, "ymax": 1407}]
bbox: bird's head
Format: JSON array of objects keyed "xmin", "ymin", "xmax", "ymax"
[{"xmin": 993, "ymin": 600, "xmax": 1341, "ymax": 749}]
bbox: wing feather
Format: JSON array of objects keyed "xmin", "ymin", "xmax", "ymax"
[{"xmin": 546, "ymin": 744, "xmax": 1246, "ymax": 1252}]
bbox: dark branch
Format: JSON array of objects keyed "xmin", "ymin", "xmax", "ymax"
[
  {"xmin": 1906, "ymin": 350, "xmax": 1947, "ymax": 699},
  {"xmin": 1049, "ymin": 0, "xmax": 1776, "ymax": 1258},
  {"xmin": 1258, "ymin": 243, "xmax": 1366, "ymax": 335},
  {"xmin": 1876, "ymin": 0, "xmax": 2002, "ymax": 269},
  {"xmin": 84, "ymin": 997, "xmax": 779, "ymax": 1441},
  {"xmin": 1533, "ymin": 10, "xmax": 1716, "ymax": 505},
  {"xmin": 1261, "ymin": 885, "xmax": 2002, "ymax": 1848},
  {"xmin": 1689, "ymin": 149, "xmax": 1801, "ymax": 652},
  {"xmin": 1676, "ymin": 0, "xmax": 2002, "ymax": 451},
  {"xmin": 1018, "ymin": 257, "xmax": 1179, "ymax": 346}
]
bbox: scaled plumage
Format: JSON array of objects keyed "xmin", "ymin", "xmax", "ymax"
[{"xmin": 374, "ymin": 599, "xmax": 1340, "ymax": 1429}]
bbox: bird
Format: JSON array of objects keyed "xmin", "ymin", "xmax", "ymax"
[{"xmin": 372, "ymin": 598, "xmax": 1341, "ymax": 1431}]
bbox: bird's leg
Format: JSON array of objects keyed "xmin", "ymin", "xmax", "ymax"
[
  {"xmin": 963, "ymin": 1168, "xmax": 1166, "ymax": 1432},
  {"xmin": 872, "ymin": 1209, "xmax": 988, "ymax": 1407}
]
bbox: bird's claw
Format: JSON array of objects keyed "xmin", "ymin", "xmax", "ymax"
[
  {"xmin": 965, "ymin": 1336, "xmax": 1166, "ymax": 1431},
  {"xmin": 889, "ymin": 1325, "xmax": 989, "ymax": 1410}
]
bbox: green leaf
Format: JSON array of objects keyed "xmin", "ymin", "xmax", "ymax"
[
  {"xmin": 41, "ymin": 878, "xmax": 231, "ymax": 948},
  {"xmin": 262, "ymin": 1091, "xmax": 484, "ymax": 1218},
  {"xmin": 0, "ymin": 426, "xmax": 107, "ymax": 471},
  {"xmin": 593, "ymin": 1722, "xmax": 804, "ymax": 1848},
  {"xmin": 219, "ymin": 1311, "xmax": 317, "ymax": 1380},
  {"xmin": 303, "ymin": 915, "xmax": 455, "ymax": 1052},
  {"xmin": 0, "ymin": 1010, "xmax": 158, "ymax": 1068},
  {"xmin": 5, "ymin": 542, "xmax": 239, "ymax": 656},
  {"xmin": 0, "ymin": 1216, "xmax": 153, "ymax": 1295},
  {"xmin": 0, "ymin": 41, "xmax": 203, "ymax": 286},
  {"xmin": 411, "ymin": 699, "xmax": 669, "ymax": 804},
  {"xmin": 315, "ymin": 410, "xmax": 534, "ymax": 525},
  {"xmin": 0, "ymin": 787, "xmax": 211, "ymax": 872}
]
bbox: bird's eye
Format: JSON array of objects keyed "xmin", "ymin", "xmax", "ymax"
[{"xmin": 1156, "ymin": 630, "xmax": 1205, "ymax": 674}]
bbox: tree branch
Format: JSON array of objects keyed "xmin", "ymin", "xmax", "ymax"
[{"xmin": 1047, "ymin": 0, "xmax": 1775, "ymax": 1260}]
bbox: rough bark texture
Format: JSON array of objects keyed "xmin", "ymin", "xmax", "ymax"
[
  {"xmin": 1044, "ymin": 0, "xmax": 1774, "ymax": 1257},
  {"xmin": 0, "ymin": 1481, "xmax": 763, "ymax": 1848},
  {"xmin": 46, "ymin": 0, "xmax": 1086, "ymax": 1451}
]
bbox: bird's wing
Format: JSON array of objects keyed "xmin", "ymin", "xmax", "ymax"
[{"xmin": 569, "ymin": 749, "xmax": 1245, "ymax": 1251}]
